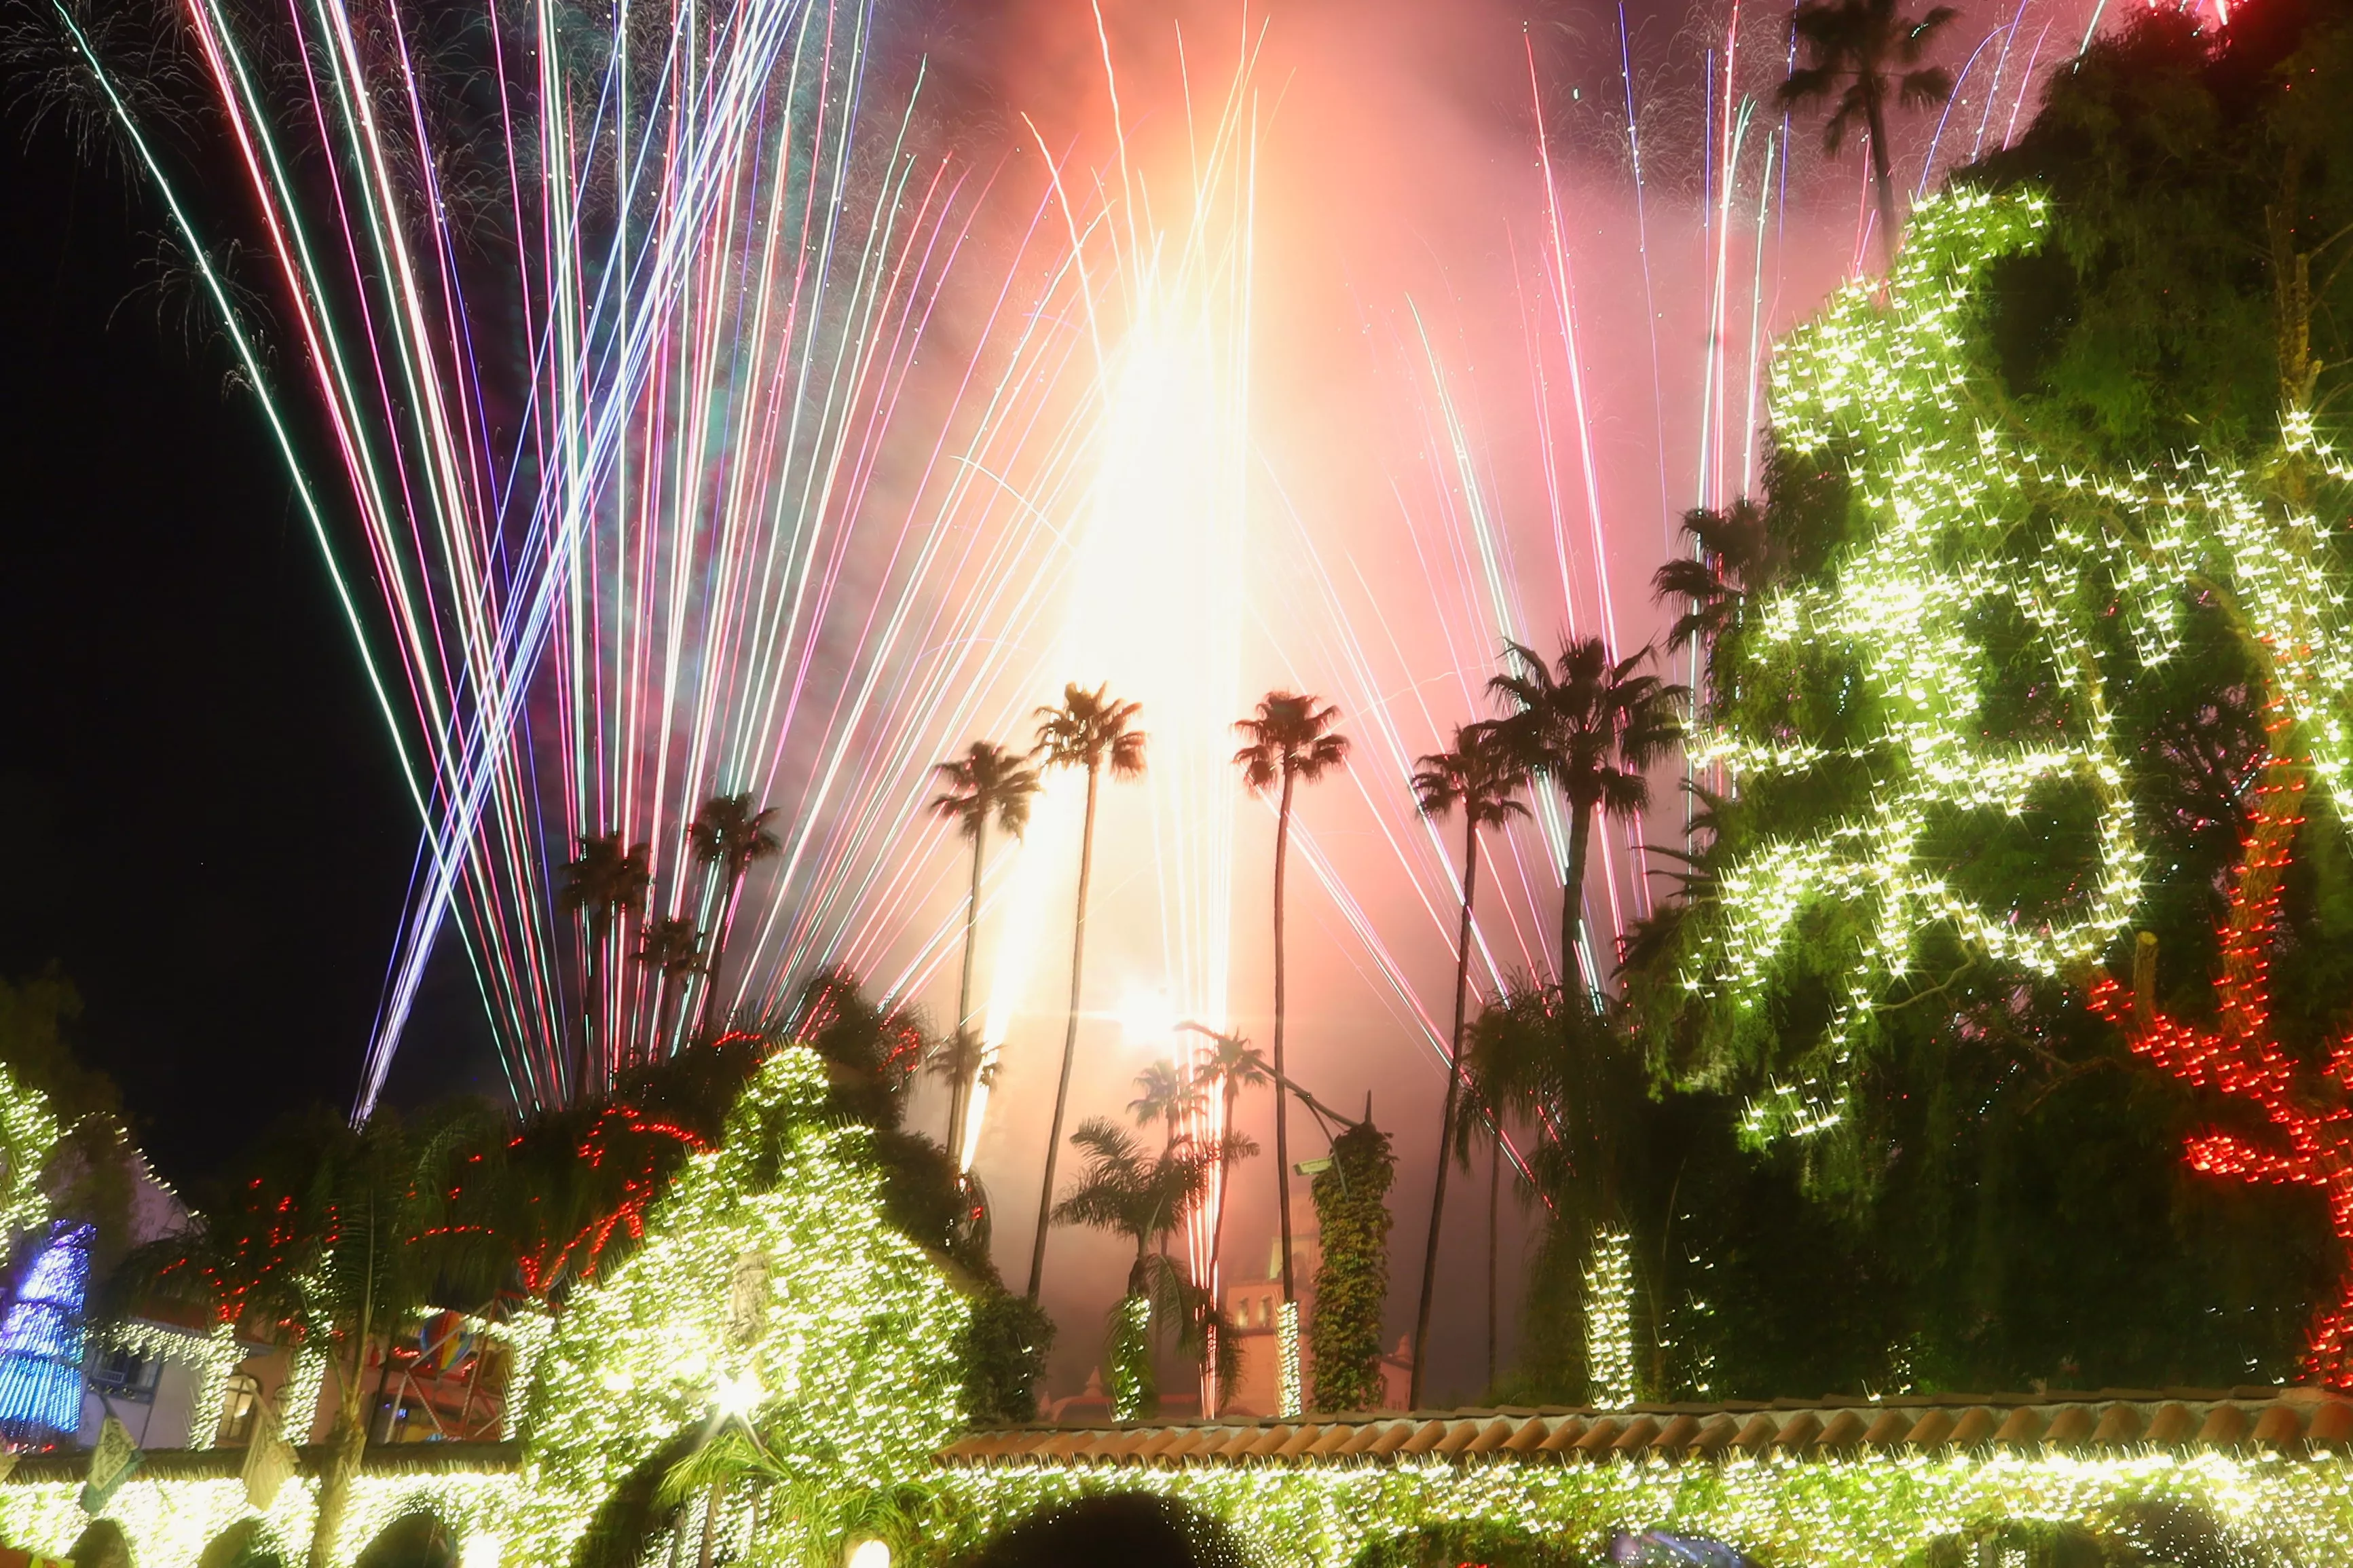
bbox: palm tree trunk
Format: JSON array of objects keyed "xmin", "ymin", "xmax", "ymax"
[
  {"xmin": 1206, "ymin": 1077, "xmax": 1240, "ymax": 1415},
  {"xmin": 1486, "ymin": 1132, "xmax": 1501, "ymax": 1392},
  {"xmin": 695, "ymin": 867, "xmax": 747, "ymax": 1039},
  {"xmin": 1272, "ymin": 768, "xmax": 1297, "ymax": 1308},
  {"xmin": 304, "ymin": 1394, "xmax": 367, "ymax": 1568},
  {"xmin": 1410, "ymin": 810, "xmax": 1480, "ymax": 1408},
  {"xmin": 1867, "ymin": 99, "xmax": 1898, "ymax": 273},
  {"xmin": 1562, "ymin": 803, "xmax": 1594, "ymax": 1010},
  {"xmin": 581, "ymin": 937, "xmax": 601, "ymax": 1098},
  {"xmin": 951, "ymin": 822, "xmax": 986, "ymax": 1153},
  {"xmin": 1027, "ymin": 764, "xmax": 1100, "ymax": 1302}
]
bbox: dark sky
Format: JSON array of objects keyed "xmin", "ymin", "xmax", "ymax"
[{"xmin": 0, "ymin": 127, "xmax": 485, "ymax": 1190}]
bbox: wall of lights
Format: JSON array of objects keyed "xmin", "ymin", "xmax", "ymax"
[
  {"xmin": 1582, "ymin": 1228, "xmax": 1638, "ymax": 1411},
  {"xmin": 1680, "ymin": 187, "xmax": 2353, "ymax": 1142},
  {"xmin": 925, "ymin": 1451, "xmax": 2353, "ymax": 1568},
  {"xmin": 0, "ymin": 1050, "xmax": 971, "ymax": 1568}
]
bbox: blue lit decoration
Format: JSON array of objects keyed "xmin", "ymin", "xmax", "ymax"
[{"xmin": 0, "ymin": 1224, "xmax": 93, "ymax": 1445}]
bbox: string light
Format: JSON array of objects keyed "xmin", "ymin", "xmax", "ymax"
[
  {"xmin": 1682, "ymin": 185, "xmax": 2353, "ymax": 1142},
  {"xmin": 1583, "ymin": 1229, "xmax": 1638, "ymax": 1410},
  {"xmin": 1278, "ymin": 1303, "xmax": 1305, "ymax": 1420},
  {"xmin": 0, "ymin": 1051, "xmax": 969, "ymax": 1568},
  {"xmin": 928, "ymin": 1449, "xmax": 2353, "ymax": 1567}
]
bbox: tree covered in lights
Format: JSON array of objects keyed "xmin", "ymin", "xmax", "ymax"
[
  {"xmin": 1625, "ymin": 0, "xmax": 2353, "ymax": 1392},
  {"xmin": 517, "ymin": 1047, "xmax": 972, "ymax": 1568}
]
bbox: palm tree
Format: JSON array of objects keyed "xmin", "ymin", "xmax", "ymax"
[
  {"xmin": 1050, "ymin": 1117, "xmax": 1218, "ymax": 1420},
  {"xmin": 688, "ymin": 794, "xmax": 781, "ymax": 1034},
  {"xmin": 1651, "ymin": 497, "xmax": 1787, "ymax": 656},
  {"xmin": 925, "ymin": 1029, "xmax": 990, "ymax": 1155},
  {"xmin": 1777, "ymin": 0, "xmax": 1958, "ymax": 271},
  {"xmin": 1406, "ymin": 724, "xmax": 1528, "ymax": 1407},
  {"xmin": 1128, "ymin": 1060, "xmax": 1204, "ymax": 1155},
  {"xmin": 635, "ymin": 916, "xmax": 705, "ymax": 1060},
  {"xmin": 116, "ymin": 1106, "xmax": 503, "ymax": 1568},
  {"xmin": 1231, "ymin": 691, "xmax": 1350, "ymax": 1325},
  {"xmin": 1191, "ymin": 1033, "xmax": 1269, "ymax": 1301},
  {"xmin": 929, "ymin": 740, "xmax": 1042, "ymax": 1157},
  {"xmin": 1451, "ymin": 1045, "xmax": 1515, "ymax": 1395},
  {"xmin": 559, "ymin": 831, "xmax": 652, "ymax": 1085},
  {"xmin": 1488, "ymin": 640, "xmax": 1684, "ymax": 1011},
  {"xmin": 1025, "ymin": 684, "xmax": 1147, "ymax": 1303}
]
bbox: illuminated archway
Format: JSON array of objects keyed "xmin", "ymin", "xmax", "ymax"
[{"xmin": 353, "ymin": 1513, "xmax": 458, "ymax": 1568}]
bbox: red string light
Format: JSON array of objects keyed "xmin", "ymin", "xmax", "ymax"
[{"xmin": 2091, "ymin": 724, "xmax": 2353, "ymax": 1382}]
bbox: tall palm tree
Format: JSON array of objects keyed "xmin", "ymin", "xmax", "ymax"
[
  {"xmin": 1488, "ymin": 640, "xmax": 1685, "ymax": 1011},
  {"xmin": 1050, "ymin": 1117, "xmax": 1219, "ymax": 1420},
  {"xmin": 1406, "ymin": 724, "xmax": 1528, "ymax": 1407},
  {"xmin": 688, "ymin": 794, "xmax": 781, "ymax": 1034},
  {"xmin": 929, "ymin": 740, "xmax": 1042, "ymax": 1157},
  {"xmin": 635, "ymin": 916, "xmax": 705, "ymax": 1061},
  {"xmin": 1231, "ymin": 691, "xmax": 1350, "ymax": 1326},
  {"xmin": 1026, "ymin": 684, "xmax": 1147, "ymax": 1303},
  {"xmin": 559, "ymin": 831, "xmax": 652, "ymax": 1084},
  {"xmin": 1777, "ymin": 0, "xmax": 1957, "ymax": 271}
]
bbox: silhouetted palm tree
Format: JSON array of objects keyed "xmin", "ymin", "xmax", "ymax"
[
  {"xmin": 1777, "ymin": 0, "xmax": 1957, "ymax": 269},
  {"xmin": 1190, "ymin": 1033, "xmax": 1268, "ymax": 1411},
  {"xmin": 1051, "ymin": 1117, "xmax": 1219, "ymax": 1420},
  {"xmin": 929, "ymin": 740, "xmax": 1041, "ymax": 1155},
  {"xmin": 559, "ymin": 831, "xmax": 652, "ymax": 1083},
  {"xmin": 635, "ymin": 916, "xmax": 705, "ymax": 1060},
  {"xmin": 1652, "ymin": 497, "xmax": 1790, "ymax": 655},
  {"xmin": 925, "ymin": 1029, "xmax": 990, "ymax": 1156},
  {"xmin": 1406, "ymin": 723, "xmax": 1528, "ymax": 1406},
  {"xmin": 688, "ymin": 794, "xmax": 781, "ymax": 1034},
  {"xmin": 1488, "ymin": 640, "xmax": 1684, "ymax": 1009},
  {"xmin": 1128, "ymin": 1060, "xmax": 1205, "ymax": 1154},
  {"xmin": 1232, "ymin": 691, "xmax": 1350, "ymax": 1323},
  {"xmin": 1026, "ymin": 684, "xmax": 1147, "ymax": 1302}
]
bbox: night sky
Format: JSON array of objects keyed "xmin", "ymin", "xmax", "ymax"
[{"xmin": 0, "ymin": 126, "xmax": 489, "ymax": 1189}]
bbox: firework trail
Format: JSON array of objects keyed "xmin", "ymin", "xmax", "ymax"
[
  {"xmin": 1259, "ymin": 0, "xmax": 2112, "ymax": 1108},
  {"xmin": 58, "ymin": 0, "xmax": 1111, "ymax": 1112}
]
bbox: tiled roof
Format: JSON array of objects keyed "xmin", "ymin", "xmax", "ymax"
[
  {"xmin": 1, "ymin": 1441, "xmax": 521, "ymax": 1485},
  {"xmin": 936, "ymin": 1388, "xmax": 2353, "ymax": 1470}
]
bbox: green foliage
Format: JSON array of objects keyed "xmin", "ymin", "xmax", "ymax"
[
  {"xmin": 955, "ymin": 1288, "xmax": 1054, "ymax": 1425},
  {"xmin": 1964, "ymin": 5, "xmax": 2353, "ymax": 466},
  {"xmin": 1308, "ymin": 1119, "xmax": 1394, "ymax": 1412},
  {"xmin": 1349, "ymin": 1523, "xmax": 1590, "ymax": 1568}
]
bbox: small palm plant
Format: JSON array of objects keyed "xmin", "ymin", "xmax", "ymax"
[{"xmin": 1050, "ymin": 1117, "xmax": 1227, "ymax": 1421}]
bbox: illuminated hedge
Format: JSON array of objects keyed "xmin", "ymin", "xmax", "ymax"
[
  {"xmin": 1679, "ymin": 187, "xmax": 2353, "ymax": 1140},
  {"xmin": 0, "ymin": 1048, "xmax": 970, "ymax": 1568},
  {"xmin": 925, "ymin": 1451, "xmax": 2353, "ymax": 1568}
]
